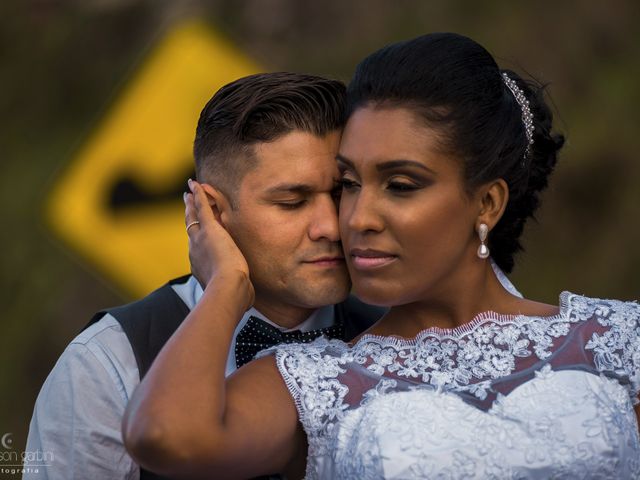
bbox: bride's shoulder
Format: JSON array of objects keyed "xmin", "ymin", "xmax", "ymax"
[{"xmin": 560, "ymin": 291, "xmax": 640, "ymax": 329}]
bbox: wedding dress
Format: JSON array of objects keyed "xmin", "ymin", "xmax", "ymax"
[{"xmin": 263, "ymin": 292, "xmax": 640, "ymax": 479}]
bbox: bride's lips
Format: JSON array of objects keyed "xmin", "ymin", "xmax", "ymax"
[{"xmin": 350, "ymin": 248, "xmax": 397, "ymax": 270}]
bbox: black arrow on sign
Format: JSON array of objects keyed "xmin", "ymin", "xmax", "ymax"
[{"xmin": 107, "ymin": 164, "xmax": 196, "ymax": 212}]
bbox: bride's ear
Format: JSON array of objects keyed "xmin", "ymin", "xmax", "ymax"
[
  {"xmin": 199, "ymin": 183, "xmax": 233, "ymax": 227},
  {"xmin": 476, "ymin": 178, "xmax": 509, "ymax": 231}
]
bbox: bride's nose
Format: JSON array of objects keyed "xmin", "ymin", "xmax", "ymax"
[{"xmin": 343, "ymin": 185, "xmax": 385, "ymax": 234}]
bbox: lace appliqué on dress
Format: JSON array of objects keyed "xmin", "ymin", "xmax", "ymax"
[{"xmin": 580, "ymin": 295, "xmax": 640, "ymax": 402}]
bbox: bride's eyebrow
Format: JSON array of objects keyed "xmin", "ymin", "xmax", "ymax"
[
  {"xmin": 336, "ymin": 154, "xmax": 436, "ymax": 176},
  {"xmin": 335, "ymin": 154, "xmax": 354, "ymax": 170},
  {"xmin": 377, "ymin": 159, "xmax": 436, "ymax": 175}
]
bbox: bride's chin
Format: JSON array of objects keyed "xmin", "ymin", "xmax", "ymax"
[{"xmin": 352, "ymin": 283, "xmax": 399, "ymax": 308}]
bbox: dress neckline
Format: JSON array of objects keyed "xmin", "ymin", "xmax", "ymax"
[{"xmin": 350, "ymin": 291, "xmax": 573, "ymax": 348}]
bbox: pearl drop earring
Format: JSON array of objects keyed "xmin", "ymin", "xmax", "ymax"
[{"xmin": 477, "ymin": 223, "xmax": 490, "ymax": 259}]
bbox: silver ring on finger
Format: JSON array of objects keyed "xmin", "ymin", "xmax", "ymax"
[{"xmin": 186, "ymin": 220, "xmax": 200, "ymax": 233}]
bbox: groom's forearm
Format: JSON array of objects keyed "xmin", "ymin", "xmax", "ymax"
[{"xmin": 122, "ymin": 272, "xmax": 250, "ymax": 476}]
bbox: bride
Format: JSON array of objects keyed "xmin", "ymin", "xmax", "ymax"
[{"xmin": 123, "ymin": 33, "xmax": 640, "ymax": 479}]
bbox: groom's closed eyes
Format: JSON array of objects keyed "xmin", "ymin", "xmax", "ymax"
[{"xmin": 263, "ymin": 181, "xmax": 342, "ymax": 210}]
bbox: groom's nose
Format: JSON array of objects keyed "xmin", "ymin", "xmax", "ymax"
[{"xmin": 308, "ymin": 193, "xmax": 340, "ymax": 242}]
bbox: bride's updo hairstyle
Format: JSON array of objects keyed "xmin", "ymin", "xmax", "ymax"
[{"xmin": 345, "ymin": 33, "xmax": 565, "ymax": 273}]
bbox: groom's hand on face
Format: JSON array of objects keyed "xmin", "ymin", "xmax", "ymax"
[{"xmin": 184, "ymin": 179, "xmax": 254, "ymax": 308}]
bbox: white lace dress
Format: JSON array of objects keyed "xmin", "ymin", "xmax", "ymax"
[{"xmin": 262, "ymin": 293, "xmax": 640, "ymax": 479}]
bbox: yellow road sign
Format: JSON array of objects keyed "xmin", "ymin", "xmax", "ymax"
[{"xmin": 47, "ymin": 21, "xmax": 259, "ymax": 297}]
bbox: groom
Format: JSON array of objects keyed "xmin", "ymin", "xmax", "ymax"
[{"xmin": 25, "ymin": 72, "xmax": 386, "ymax": 479}]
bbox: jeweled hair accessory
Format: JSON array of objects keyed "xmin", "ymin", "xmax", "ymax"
[{"xmin": 502, "ymin": 72, "xmax": 534, "ymax": 161}]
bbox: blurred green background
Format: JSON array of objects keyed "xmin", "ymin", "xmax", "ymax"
[{"xmin": 1, "ymin": 0, "xmax": 639, "ymax": 463}]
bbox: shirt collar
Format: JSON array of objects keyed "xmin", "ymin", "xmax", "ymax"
[
  {"xmin": 243, "ymin": 304, "xmax": 335, "ymax": 332},
  {"xmin": 186, "ymin": 275, "xmax": 335, "ymax": 331}
]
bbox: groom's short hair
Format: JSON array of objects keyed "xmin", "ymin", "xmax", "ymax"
[{"xmin": 193, "ymin": 72, "xmax": 346, "ymax": 200}]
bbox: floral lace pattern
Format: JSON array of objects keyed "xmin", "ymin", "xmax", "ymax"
[
  {"xmin": 583, "ymin": 296, "xmax": 640, "ymax": 398},
  {"xmin": 268, "ymin": 293, "xmax": 640, "ymax": 479},
  {"xmin": 325, "ymin": 368, "xmax": 640, "ymax": 479}
]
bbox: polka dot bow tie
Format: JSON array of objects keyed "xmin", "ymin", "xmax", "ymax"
[{"xmin": 234, "ymin": 315, "xmax": 345, "ymax": 368}]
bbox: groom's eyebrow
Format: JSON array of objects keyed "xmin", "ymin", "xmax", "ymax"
[{"xmin": 265, "ymin": 183, "xmax": 314, "ymax": 195}]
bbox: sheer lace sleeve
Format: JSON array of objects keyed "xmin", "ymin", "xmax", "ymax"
[
  {"xmin": 580, "ymin": 296, "xmax": 640, "ymax": 401},
  {"xmin": 268, "ymin": 339, "xmax": 350, "ymax": 437}
]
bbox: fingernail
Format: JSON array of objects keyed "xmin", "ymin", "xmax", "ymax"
[
  {"xmin": 187, "ymin": 178, "xmax": 193, "ymax": 187},
  {"xmin": 183, "ymin": 192, "xmax": 187, "ymax": 202}
]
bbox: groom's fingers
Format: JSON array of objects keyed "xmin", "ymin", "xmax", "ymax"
[
  {"xmin": 184, "ymin": 193, "xmax": 196, "ymax": 225},
  {"xmin": 190, "ymin": 180, "xmax": 217, "ymax": 230}
]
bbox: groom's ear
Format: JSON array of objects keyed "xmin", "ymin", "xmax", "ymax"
[{"xmin": 199, "ymin": 183, "xmax": 232, "ymax": 228}]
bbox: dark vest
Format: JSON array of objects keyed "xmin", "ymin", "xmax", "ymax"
[{"xmin": 86, "ymin": 275, "xmax": 386, "ymax": 480}]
